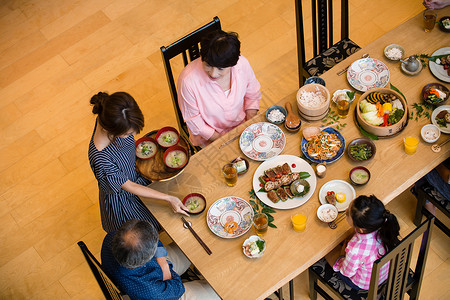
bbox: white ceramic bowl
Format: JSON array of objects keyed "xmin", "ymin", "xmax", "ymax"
[
  {"xmin": 317, "ymin": 204, "xmax": 339, "ymax": 223},
  {"xmin": 384, "ymin": 44, "xmax": 405, "ymax": 61},
  {"xmin": 421, "ymin": 124, "xmax": 441, "ymax": 143},
  {"xmin": 332, "ymin": 89, "xmax": 355, "ymax": 105},
  {"xmin": 242, "ymin": 235, "xmax": 266, "ymax": 258}
]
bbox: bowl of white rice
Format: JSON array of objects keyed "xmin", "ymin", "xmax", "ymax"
[
  {"xmin": 384, "ymin": 44, "xmax": 404, "ymax": 61},
  {"xmin": 296, "ymin": 83, "xmax": 330, "ymax": 121},
  {"xmin": 265, "ymin": 105, "xmax": 287, "ymax": 124},
  {"xmin": 317, "ymin": 204, "xmax": 338, "ymax": 223}
]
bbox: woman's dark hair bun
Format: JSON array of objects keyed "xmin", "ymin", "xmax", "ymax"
[{"xmin": 90, "ymin": 92, "xmax": 109, "ymax": 114}]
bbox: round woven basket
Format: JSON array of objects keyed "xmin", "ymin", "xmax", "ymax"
[{"xmin": 296, "ymin": 83, "xmax": 330, "ymax": 121}]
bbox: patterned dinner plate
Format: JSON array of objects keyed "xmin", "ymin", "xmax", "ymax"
[
  {"xmin": 347, "ymin": 58, "xmax": 390, "ymax": 92},
  {"xmin": 206, "ymin": 196, "xmax": 254, "ymax": 239},
  {"xmin": 301, "ymin": 127, "xmax": 346, "ymax": 164},
  {"xmin": 239, "ymin": 122, "xmax": 286, "ymax": 161}
]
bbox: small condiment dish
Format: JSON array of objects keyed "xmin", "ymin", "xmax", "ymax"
[
  {"xmin": 317, "ymin": 204, "xmax": 338, "ymax": 223},
  {"xmin": 305, "ymin": 76, "xmax": 326, "ymax": 86},
  {"xmin": 266, "ymin": 105, "xmax": 287, "ymax": 124},
  {"xmin": 332, "ymin": 89, "xmax": 355, "ymax": 105},
  {"xmin": 231, "ymin": 157, "xmax": 249, "ymax": 175},
  {"xmin": 242, "ymin": 235, "xmax": 266, "ymax": 258},
  {"xmin": 349, "ymin": 166, "xmax": 371, "ymax": 185},
  {"xmin": 421, "ymin": 124, "xmax": 440, "ymax": 143},
  {"xmin": 384, "ymin": 44, "xmax": 405, "ymax": 61}
]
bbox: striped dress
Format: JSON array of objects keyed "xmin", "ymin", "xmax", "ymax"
[{"xmin": 88, "ymin": 123, "xmax": 161, "ymax": 232}]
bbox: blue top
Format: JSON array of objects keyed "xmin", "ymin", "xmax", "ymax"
[
  {"xmin": 101, "ymin": 231, "xmax": 185, "ymax": 300},
  {"xmin": 88, "ymin": 121, "xmax": 160, "ymax": 232}
]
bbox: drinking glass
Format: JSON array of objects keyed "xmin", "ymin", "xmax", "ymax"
[
  {"xmin": 291, "ymin": 214, "xmax": 307, "ymax": 232},
  {"xmin": 423, "ymin": 9, "xmax": 437, "ymax": 32},
  {"xmin": 222, "ymin": 163, "xmax": 238, "ymax": 187},
  {"xmin": 253, "ymin": 213, "xmax": 268, "ymax": 236},
  {"xmin": 336, "ymin": 96, "xmax": 350, "ymax": 118},
  {"xmin": 404, "ymin": 136, "xmax": 419, "ymax": 155}
]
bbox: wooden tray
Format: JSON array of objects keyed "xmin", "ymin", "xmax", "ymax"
[{"xmin": 136, "ymin": 130, "xmax": 190, "ymax": 182}]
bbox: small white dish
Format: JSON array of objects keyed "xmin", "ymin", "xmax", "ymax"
[
  {"xmin": 384, "ymin": 44, "xmax": 405, "ymax": 61},
  {"xmin": 332, "ymin": 89, "xmax": 355, "ymax": 104},
  {"xmin": 421, "ymin": 124, "xmax": 441, "ymax": 143},
  {"xmin": 242, "ymin": 235, "xmax": 266, "ymax": 258},
  {"xmin": 317, "ymin": 204, "xmax": 338, "ymax": 223}
]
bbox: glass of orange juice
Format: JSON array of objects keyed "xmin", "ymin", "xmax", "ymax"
[
  {"xmin": 291, "ymin": 214, "xmax": 307, "ymax": 232},
  {"xmin": 404, "ymin": 136, "xmax": 419, "ymax": 155}
]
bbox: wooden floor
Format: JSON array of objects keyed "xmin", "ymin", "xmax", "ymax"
[{"xmin": 0, "ymin": 0, "xmax": 448, "ymax": 299}]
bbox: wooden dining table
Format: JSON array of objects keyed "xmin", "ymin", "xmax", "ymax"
[{"xmin": 142, "ymin": 7, "xmax": 450, "ymax": 300}]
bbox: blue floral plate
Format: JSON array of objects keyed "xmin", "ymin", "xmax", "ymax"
[{"xmin": 301, "ymin": 127, "xmax": 346, "ymax": 164}]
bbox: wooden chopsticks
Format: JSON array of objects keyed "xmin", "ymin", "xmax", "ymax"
[{"xmin": 181, "ymin": 217, "xmax": 212, "ymax": 255}]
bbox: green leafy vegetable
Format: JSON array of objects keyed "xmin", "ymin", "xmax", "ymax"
[
  {"xmin": 350, "ymin": 143, "xmax": 372, "ymax": 160},
  {"xmin": 388, "ymin": 109, "xmax": 404, "ymax": 124},
  {"xmin": 359, "ymin": 127, "xmax": 379, "ymax": 140},
  {"xmin": 256, "ymin": 240, "xmax": 265, "ymax": 252}
]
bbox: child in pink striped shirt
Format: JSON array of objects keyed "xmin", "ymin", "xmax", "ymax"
[{"xmin": 331, "ymin": 195, "xmax": 400, "ymax": 290}]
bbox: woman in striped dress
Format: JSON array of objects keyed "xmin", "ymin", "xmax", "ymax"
[{"xmin": 88, "ymin": 92, "xmax": 189, "ymax": 232}]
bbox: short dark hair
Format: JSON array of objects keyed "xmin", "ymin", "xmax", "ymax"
[
  {"xmin": 90, "ymin": 92, "xmax": 144, "ymax": 142},
  {"xmin": 200, "ymin": 30, "xmax": 240, "ymax": 68},
  {"xmin": 111, "ymin": 219, "xmax": 158, "ymax": 269}
]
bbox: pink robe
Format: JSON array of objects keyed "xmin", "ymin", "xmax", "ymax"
[{"xmin": 177, "ymin": 56, "xmax": 261, "ymax": 147}]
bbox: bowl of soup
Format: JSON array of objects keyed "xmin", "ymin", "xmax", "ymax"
[
  {"xmin": 182, "ymin": 193, "xmax": 206, "ymax": 215},
  {"xmin": 135, "ymin": 137, "xmax": 158, "ymax": 159},
  {"xmin": 163, "ymin": 145, "xmax": 189, "ymax": 169},
  {"xmin": 156, "ymin": 127, "xmax": 180, "ymax": 148},
  {"xmin": 349, "ymin": 166, "xmax": 371, "ymax": 185}
]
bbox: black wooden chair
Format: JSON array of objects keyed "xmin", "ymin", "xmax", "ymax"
[
  {"xmin": 160, "ymin": 17, "xmax": 221, "ymax": 154},
  {"xmin": 77, "ymin": 241, "xmax": 129, "ymax": 300},
  {"xmin": 308, "ymin": 217, "xmax": 434, "ymax": 300},
  {"xmin": 295, "ymin": 0, "xmax": 361, "ymax": 85},
  {"xmin": 412, "ymin": 175, "xmax": 450, "ymax": 236}
]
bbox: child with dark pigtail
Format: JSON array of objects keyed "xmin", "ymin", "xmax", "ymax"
[{"xmin": 329, "ymin": 195, "xmax": 400, "ymax": 290}]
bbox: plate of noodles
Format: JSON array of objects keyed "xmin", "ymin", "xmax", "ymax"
[{"xmin": 301, "ymin": 127, "xmax": 346, "ymax": 164}]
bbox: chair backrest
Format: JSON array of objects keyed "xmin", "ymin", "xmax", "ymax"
[
  {"xmin": 295, "ymin": 0, "xmax": 349, "ymax": 62},
  {"xmin": 160, "ymin": 16, "xmax": 221, "ymax": 154},
  {"xmin": 295, "ymin": 0, "xmax": 350, "ymax": 85},
  {"xmin": 77, "ymin": 241, "xmax": 125, "ymax": 300},
  {"xmin": 366, "ymin": 217, "xmax": 434, "ymax": 300}
]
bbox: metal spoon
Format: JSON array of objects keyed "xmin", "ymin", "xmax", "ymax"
[
  {"xmin": 302, "ymin": 123, "xmax": 338, "ymax": 141},
  {"xmin": 337, "ymin": 53, "xmax": 370, "ymax": 76},
  {"xmin": 431, "ymin": 138, "xmax": 450, "ymax": 153}
]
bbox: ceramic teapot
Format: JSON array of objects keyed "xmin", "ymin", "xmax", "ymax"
[{"xmin": 400, "ymin": 56, "xmax": 420, "ymax": 72}]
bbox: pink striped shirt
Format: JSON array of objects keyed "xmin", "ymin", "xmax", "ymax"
[
  {"xmin": 333, "ymin": 230, "xmax": 389, "ymax": 290},
  {"xmin": 177, "ymin": 56, "xmax": 261, "ymax": 146}
]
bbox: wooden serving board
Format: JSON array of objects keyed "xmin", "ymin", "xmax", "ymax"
[{"xmin": 136, "ymin": 130, "xmax": 190, "ymax": 182}]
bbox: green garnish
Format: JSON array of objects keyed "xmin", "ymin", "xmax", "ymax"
[
  {"xmin": 256, "ymin": 240, "xmax": 265, "ymax": 252},
  {"xmin": 350, "ymin": 143, "xmax": 372, "ymax": 160}
]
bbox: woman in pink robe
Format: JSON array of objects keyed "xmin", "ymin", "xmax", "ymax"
[{"xmin": 177, "ymin": 30, "xmax": 262, "ymax": 147}]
